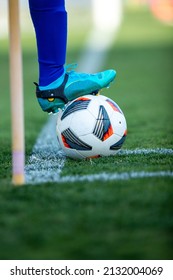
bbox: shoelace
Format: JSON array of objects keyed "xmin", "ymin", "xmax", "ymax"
[
  {"xmin": 65, "ymin": 63, "xmax": 95, "ymax": 78},
  {"xmin": 65, "ymin": 63, "xmax": 78, "ymax": 72}
]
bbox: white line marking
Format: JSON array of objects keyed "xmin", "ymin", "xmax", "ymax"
[
  {"xmin": 78, "ymin": 0, "xmax": 122, "ymax": 72},
  {"xmin": 58, "ymin": 171, "xmax": 173, "ymax": 183},
  {"xmin": 78, "ymin": 29, "xmax": 116, "ymax": 73},
  {"xmin": 26, "ymin": 170, "xmax": 173, "ymax": 184},
  {"xmin": 25, "ymin": 115, "xmax": 66, "ymax": 183},
  {"xmin": 25, "ymin": 114, "xmax": 173, "ymax": 183},
  {"xmin": 118, "ymin": 148, "xmax": 173, "ymax": 155}
]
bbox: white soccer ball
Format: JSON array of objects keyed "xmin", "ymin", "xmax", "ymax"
[{"xmin": 56, "ymin": 95, "xmax": 127, "ymax": 159}]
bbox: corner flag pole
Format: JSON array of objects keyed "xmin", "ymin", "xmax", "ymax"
[{"xmin": 8, "ymin": 0, "xmax": 25, "ymax": 185}]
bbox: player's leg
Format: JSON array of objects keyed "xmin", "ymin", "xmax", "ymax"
[
  {"xmin": 29, "ymin": 0, "xmax": 116, "ymax": 114},
  {"xmin": 29, "ymin": 0, "xmax": 67, "ymax": 87}
]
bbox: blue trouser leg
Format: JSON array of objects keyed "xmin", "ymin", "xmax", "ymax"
[{"xmin": 28, "ymin": 0, "xmax": 67, "ymax": 86}]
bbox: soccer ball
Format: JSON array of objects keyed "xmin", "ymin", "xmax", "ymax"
[{"xmin": 56, "ymin": 95, "xmax": 127, "ymax": 159}]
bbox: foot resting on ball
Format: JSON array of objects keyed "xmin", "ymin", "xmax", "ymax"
[{"xmin": 35, "ymin": 64, "xmax": 116, "ymax": 114}]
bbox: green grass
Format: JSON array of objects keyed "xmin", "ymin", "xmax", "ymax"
[
  {"xmin": 0, "ymin": 7, "xmax": 173, "ymax": 260},
  {"xmin": 0, "ymin": 179, "xmax": 173, "ymax": 260}
]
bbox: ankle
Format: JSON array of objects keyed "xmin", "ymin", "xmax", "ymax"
[{"xmin": 39, "ymin": 71, "xmax": 65, "ymax": 91}]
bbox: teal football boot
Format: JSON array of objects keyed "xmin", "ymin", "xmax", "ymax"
[{"xmin": 35, "ymin": 64, "xmax": 116, "ymax": 114}]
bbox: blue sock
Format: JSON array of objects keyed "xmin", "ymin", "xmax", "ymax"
[
  {"xmin": 29, "ymin": 0, "xmax": 67, "ymax": 87},
  {"xmin": 39, "ymin": 71, "xmax": 65, "ymax": 91}
]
